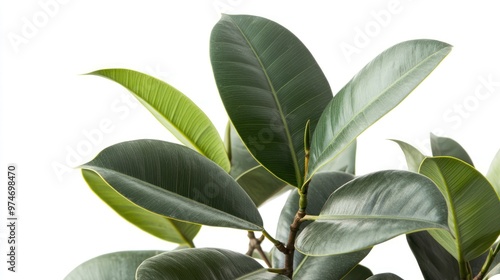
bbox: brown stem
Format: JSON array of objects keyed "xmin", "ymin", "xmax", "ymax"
[
  {"xmin": 284, "ymin": 209, "xmax": 306, "ymax": 278},
  {"xmin": 246, "ymin": 231, "xmax": 272, "ymax": 268}
]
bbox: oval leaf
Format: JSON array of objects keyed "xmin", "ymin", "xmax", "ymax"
[
  {"xmin": 136, "ymin": 248, "xmax": 263, "ymax": 280},
  {"xmin": 420, "ymin": 157, "xmax": 500, "ymax": 261},
  {"xmin": 293, "ymin": 250, "xmax": 371, "ymax": 279},
  {"xmin": 342, "ymin": 265, "xmax": 373, "ymax": 280},
  {"xmin": 81, "ymin": 139, "xmax": 263, "ymax": 230},
  {"xmin": 228, "ymin": 125, "xmax": 288, "ymax": 206},
  {"xmin": 487, "ymin": 148, "xmax": 500, "ymax": 197},
  {"xmin": 82, "ymin": 170, "xmax": 200, "ymax": 246},
  {"xmin": 391, "ymin": 140, "xmax": 425, "ymax": 172},
  {"xmin": 237, "ymin": 269, "xmax": 290, "ymax": 279},
  {"xmin": 430, "ymin": 133, "xmax": 474, "ymax": 165},
  {"xmin": 273, "ymin": 172, "xmax": 355, "ymax": 268},
  {"xmin": 296, "ymin": 170, "xmax": 448, "ymax": 256},
  {"xmin": 89, "ymin": 69, "xmax": 230, "ymax": 171},
  {"xmin": 211, "ymin": 14, "xmax": 333, "ymax": 187},
  {"xmin": 308, "ymin": 40, "xmax": 452, "ymax": 181},
  {"xmin": 367, "ymin": 273, "xmax": 403, "ymax": 280},
  {"xmin": 65, "ymin": 250, "xmax": 162, "ymax": 280}
]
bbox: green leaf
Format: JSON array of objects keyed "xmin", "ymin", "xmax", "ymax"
[
  {"xmin": 64, "ymin": 250, "xmax": 162, "ymax": 280},
  {"xmin": 136, "ymin": 248, "xmax": 264, "ymax": 280},
  {"xmin": 316, "ymin": 141, "xmax": 357, "ymax": 175},
  {"xmin": 366, "ymin": 273, "xmax": 403, "ymax": 280},
  {"xmin": 487, "ymin": 148, "xmax": 500, "ymax": 197},
  {"xmin": 273, "ymin": 172, "xmax": 355, "ymax": 268},
  {"xmin": 81, "ymin": 139, "xmax": 263, "ymax": 230},
  {"xmin": 228, "ymin": 125, "xmax": 288, "ymax": 206},
  {"xmin": 406, "ymin": 231, "xmax": 487, "ymax": 280},
  {"xmin": 237, "ymin": 269, "xmax": 290, "ymax": 279},
  {"xmin": 391, "ymin": 140, "xmax": 425, "ymax": 172},
  {"xmin": 308, "ymin": 40, "xmax": 452, "ymax": 181},
  {"xmin": 89, "ymin": 68, "xmax": 230, "ymax": 172},
  {"xmin": 419, "ymin": 157, "xmax": 500, "ymax": 261},
  {"xmin": 293, "ymin": 250, "xmax": 371, "ymax": 279},
  {"xmin": 430, "ymin": 133, "xmax": 474, "ymax": 165},
  {"xmin": 342, "ymin": 265, "xmax": 373, "ymax": 280},
  {"xmin": 82, "ymin": 170, "xmax": 200, "ymax": 246},
  {"xmin": 296, "ymin": 170, "xmax": 448, "ymax": 256},
  {"xmin": 211, "ymin": 14, "xmax": 333, "ymax": 187}
]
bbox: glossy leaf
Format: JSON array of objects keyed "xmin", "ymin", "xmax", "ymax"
[
  {"xmin": 136, "ymin": 248, "xmax": 264, "ymax": 280},
  {"xmin": 420, "ymin": 157, "xmax": 500, "ymax": 261},
  {"xmin": 273, "ymin": 172, "xmax": 355, "ymax": 268},
  {"xmin": 82, "ymin": 170, "xmax": 200, "ymax": 246},
  {"xmin": 81, "ymin": 139, "xmax": 263, "ymax": 230},
  {"xmin": 296, "ymin": 170, "xmax": 448, "ymax": 256},
  {"xmin": 308, "ymin": 40, "xmax": 452, "ymax": 181},
  {"xmin": 237, "ymin": 269, "xmax": 290, "ymax": 279},
  {"xmin": 342, "ymin": 265, "xmax": 373, "ymax": 280},
  {"xmin": 406, "ymin": 231, "xmax": 487, "ymax": 280},
  {"xmin": 367, "ymin": 273, "xmax": 403, "ymax": 280},
  {"xmin": 227, "ymin": 125, "xmax": 288, "ymax": 206},
  {"xmin": 293, "ymin": 250, "xmax": 371, "ymax": 279},
  {"xmin": 487, "ymin": 148, "xmax": 500, "ymax": 197},
  {"xmin": 211, "ymin": 14, "xmax": 333, "ymax": 187},
  {"xmin": 89, "ymin": 68, "xmax": 230, "ymax": 171},
  {"xmin": 316, "ymin": 141, "xmax": 357, "ymax": 175},
  {"xmin": 430, "ymin": 133, "xmax": 474, "ymax": 165},
  {"xmin": 64, "ymin": 250, "xmax": 162, "ymax": 280}
]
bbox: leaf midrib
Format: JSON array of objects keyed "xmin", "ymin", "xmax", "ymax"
[
  {"xmin": 310, "ymin": 46, "xmax": 451, "ymax": 178},
  {"xmin": 227, "ymin": 16, "xmax": 302, "ymax": 187}
]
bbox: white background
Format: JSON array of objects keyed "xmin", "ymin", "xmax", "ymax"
[{"xmin": 1, "ymin": 0, "xmax": 500, "ymax": 279}]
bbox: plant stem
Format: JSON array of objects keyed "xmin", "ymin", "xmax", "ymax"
[
  {"xmin": 262, "ymin": 229, "xmax": 287, "ymax": 254},
  {"xmin": 246, "ymin": 231, "xmax": 272, "ymax": 268},
  {"xmin": 474, "ymin": 242, "xmax": 500, "ymax": 280},
  {"xmin": 458, "ymin": 259, "xmax": 472, "ymax": 280},
  {"xmin": 284, "ymin": 209, "xmax": 306, "ymax": 278}
]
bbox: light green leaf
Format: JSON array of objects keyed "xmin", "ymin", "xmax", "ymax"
[
  {"xmin": 82, "ymin": 170, "xmax": 200, "ymax": 246},
  {"xmin": 273, "ymin": 172, "xmax": 355, "ymax": 268},
  {"xmin": 89, "ymin": 68, "xmax": 230, "ymax": 172},
  {"xmin": 228, "ymin": 125, "xmax": 289, "ymax": 207},
  {"xmin": 64, "ymin": 250, "xmax": 162, "ymax": 280},
  {"xmin": 81, "ymin": 139, "xmax": 263, "ymax": 230},
  {"xmin": 430, "ymin": 133, "xmax": 474, "ymax": 165},
  {"xmin": 419, "ymin": 157, "xmax": 500, "ymax": 261},
  {"xmin": 391, "ymin": 140, "xmax": 425, "ymax": 172},
  {"xmin": 308, "ymin": 40, "xmax": 452, "ymax": 181},
  {"xmin": 487, "ymin": 148, "xmax": 500, "ymax": 197},
  {"xmin": 293, "ymin": 250, "xmax": 370, "ymax": 279},
  {"xmin": 316, "ymin": 141, "xmax": 357, "ymax": 175},
  {"xmin": 296, "ymin": 170, "xmax": 448, "ymax": 256},
  {"xmin": 366, "ymin": 273, "xmax": 403, "ymax": 280},
  {"xmin": 136, "ymin": 248, "xmax": 264, "ymax": 280},
  {"xmin": 237, "ymin": 269, "xmax": 289, "ymax": 279},
  {"xmin": 211, "ymin": 14, "xmax": 333, "ymax": 187}
]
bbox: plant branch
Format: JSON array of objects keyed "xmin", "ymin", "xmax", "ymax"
[
  {"xmin": 284, "ymin": 209, "xmax": 306, "ymax": 278},
  {"xmin": 246, "ymin": 231, "xmax": 272, "ymax": 268},
  {"xmin": 474, "ymin": 242, "xmax": 500, "ymax": 280}
]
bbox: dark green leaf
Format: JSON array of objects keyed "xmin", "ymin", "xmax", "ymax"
[
  {"xmin": 366, "ymin": 273, "xmax": 403, "ymax": 280},
  {"xmin": 420, "ymin": 157, "xmax": 500, "ymax": 261},
  {"xmin": 136, "ymin": 248, "xmax": 263, "ymax": 280},
  {"xmin": 308, "ymin": 40, "xmax": 452, "ymax": 181},
  {"xmin": 342, "ymin": 265, "xmax": 373, "ymax": 280},
  {"xmin": 296, "ymin": 170, "xmax": 449, "ymax": 256},
  {"xmin": 81, "ymin": 140, "xmax": 263, "ymax": 230},
  {"xmin": 211, "ymin": 14, "xmax": 333, "ymax": 187},
  {"xmin": 82, "ymin": 170, "xmax": 200, "ymax": 246},
  {"xmin": 237, "ymin": 269, "xmax": 290, "ymax": 279},
  {"xmin": 227, "ymin": 125, "xmax": 288, "ymax": 206},
  {"xmin": 293, "ymin": 250, "xmax": 371, "ymax": 279},
  {"xmin": 89, "ymin": 69, "xmax": 230, "ymax": 171},
  {"xmin": 316, "ymin": 141, "xmax": 357, "ymax": 175},
  {"xmin": 273, "ymin": 172, "xmax": 355, "ymax": 268},
  {"xmin": 64, "ymin": 250, "xmax": 162, "ymax": 280},
  {"xmin": 430, "ymin": 133, "xmax": 473, "ymax": 165}
]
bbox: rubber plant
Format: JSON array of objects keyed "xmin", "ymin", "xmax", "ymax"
[{"xmin": 65, "ymin": 14, "xmax": 500, "ymax": 280}]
